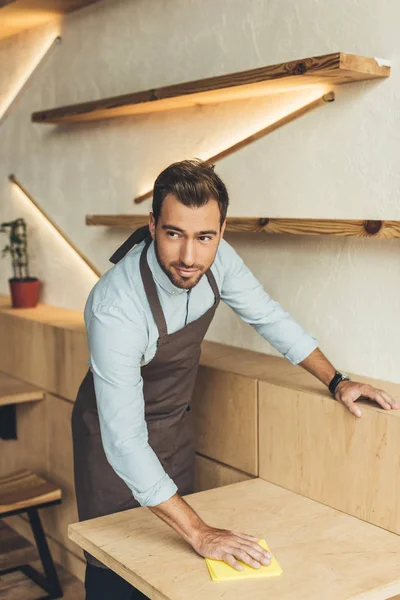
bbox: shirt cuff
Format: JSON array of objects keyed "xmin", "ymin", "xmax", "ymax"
[
  {"xmin": 134, "ymin": 473, "xmax": 178, "ymax": 507},
  {"xmin": 284, "ymin": 334, "xmax": 319, "ymax": 366}
]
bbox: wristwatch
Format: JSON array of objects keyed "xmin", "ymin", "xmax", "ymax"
[{"xmin": 328, "ymin": 370, "xmax": 351, "ymax": 396}]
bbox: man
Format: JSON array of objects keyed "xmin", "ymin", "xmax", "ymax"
[{"xmin": 72, "ymin": 158, "xmax": 398, "ymax": 600}]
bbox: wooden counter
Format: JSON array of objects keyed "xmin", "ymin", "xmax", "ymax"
[
  {"xmin": 1, "ymin": 294, "xmax": 400, "ymax": 587},
  {"xmin": 0, "ymin": 372, "xmax": 44, "ymax": 407},
  {"xmin": 68, "ymin": 478, "xmax": 400, "ymax": 600}
]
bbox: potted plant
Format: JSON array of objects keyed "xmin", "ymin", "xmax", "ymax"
[{"xmin": 0, "ymin": 218, "xmax": 40, "ymax": 308}]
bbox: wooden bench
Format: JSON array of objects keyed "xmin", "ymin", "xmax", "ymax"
[{"xmin": 0, "ymin": 470, "xmax": 63, "ymax": 599}]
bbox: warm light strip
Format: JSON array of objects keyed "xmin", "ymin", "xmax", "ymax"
[
  {"xmin": 133, "ymin": 91, "xmax": 335, "ymax": 205},
  {"xmin": 0, "ymin": 35, "xmax": 61, "ymax": 125},
  {"xmin": 9, "ymin": 174, "xmax": 101, "ymax": 278}
]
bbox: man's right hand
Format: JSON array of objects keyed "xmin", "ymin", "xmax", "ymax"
[
  {"xmin": 190, "ymin": 525, "xmax": 272, "ymax": 571},
  {"xmin": 149, "ymin": 493, "xmax": 272, "ymax": 571}
]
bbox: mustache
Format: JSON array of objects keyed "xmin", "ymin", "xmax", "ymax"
[{"xmin": 172, "ymin": 263, "xmax": 203, "ymax": 270}]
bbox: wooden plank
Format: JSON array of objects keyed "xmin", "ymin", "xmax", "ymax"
[
  {"xmin": 0, "ymin": 295, "xmax": 85, "ymax": 329},
  {"xmin": 200, "ymin": 340, "xmax": 298, "ymax": 380},
  {"xmin": 68, "ymin": 478, "xmax": 400, "ymax": 600},
  {"xmin": 192, "ymin": 366, "xmax": 258, "ymax": 475},
  {"xmin": 86, "ymin": 214, "xmax": 400, "ymax": 238},
  {"xmin": 31, "ymin": 52, "xmax": 390, "ymax": 124},
  {"xmin": 0, "ymin": 471, "xmax": 61, "ymax": 514},
  {"xmin": 194, "ymin": 454, "xmax": 254, "ymax": 492},
  {"xmin": 0, "ymin": 371, "xmax": 43, "ymax": 407},
  {"xmin": 258, "ymin": 380, "xmax": 400, "ymax": 535},
  {"xmin": 0, "ymin": 1, "xmax": 100, "ymax": 40},
  {"xmin": 267, "ymin": 367, "xmax": 400, "ymax": 405}
]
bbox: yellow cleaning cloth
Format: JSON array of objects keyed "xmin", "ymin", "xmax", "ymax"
[{"xmin": 205, "ymin": 539, "xmax": 282, "ymax": 582}]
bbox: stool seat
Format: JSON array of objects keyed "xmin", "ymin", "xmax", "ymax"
[
  {"xmin": 0, "ymin": 470, "xmax": 63, "ymax": 598},
  {"xmin": 0, "ymin": 470, "xmax": 61, "ymax": 515}
]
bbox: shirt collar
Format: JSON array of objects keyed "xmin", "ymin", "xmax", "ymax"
[{"xmin": 147, "ymin": 240, "xmax": 188, "ymax": 296}]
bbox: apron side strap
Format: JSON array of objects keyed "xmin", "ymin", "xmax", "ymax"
[
  {"xmin": 109, "ymin": 225, "xmax": 151, "ymax": 264},
  {"xmin": 205, "ymin": 267, "xmax": 220, "ymax": 303},
  {"xmin": 139, "ymin": 242, "xmax": 168, "ymax": 338}
]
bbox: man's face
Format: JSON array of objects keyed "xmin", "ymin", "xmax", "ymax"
[{"xmin": 149, "ymin": 193, "xmax": 226, "ymax": 290}]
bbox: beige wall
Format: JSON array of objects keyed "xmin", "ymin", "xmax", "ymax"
[{"xmin": 0, "ymin": 0, "xmax": 399, "ymax": 382}]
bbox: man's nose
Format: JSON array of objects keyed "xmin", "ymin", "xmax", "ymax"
[{"xmin": 180, "ymin": 241, "xmax": 195, "ymax": 267}]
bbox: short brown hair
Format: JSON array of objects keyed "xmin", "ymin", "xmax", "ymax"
[{"xmin": 152, "ymin": 158, "xmax": 229, "ymax": 228}]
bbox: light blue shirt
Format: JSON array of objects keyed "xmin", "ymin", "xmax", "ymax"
[{"xmin": 84, "ymin": 237, "xmax": 318, "ymax": 507}]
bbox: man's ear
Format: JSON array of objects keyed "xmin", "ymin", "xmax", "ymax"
[
  {"xmin": 220, "ymin": 219, "xmax": 227, "ymax": 238},
  {"xmin": 149, "ymin": 213, "xmax": 156, "ymax": 240}
]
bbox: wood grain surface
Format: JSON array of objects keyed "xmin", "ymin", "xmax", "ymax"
[
  {"xmin": 86, "ymin": 214, "xmax": 400, "ymax": 238},
  {"xmin": 259, "ymin": 380, "xmax": 400, "ymax": 536},
  {"xmin": 68, "ymin": 478, "xmax": 400, "ymax": 600},
  {"xmin": 194, "ymin": 454, "xmax": 254, "ymax": 492},
  {"xmin": 32, "ymin": 52, "xmax": 390, "ymax": 124},
  {"xmin": 192, "ymin": 367, "xmax": 258, "ymax": 475},
  {"xmin": 0, "ymin": 471, "xmax": 61, "ymax": 514}
]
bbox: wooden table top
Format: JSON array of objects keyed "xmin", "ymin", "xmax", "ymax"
[{"xmin": 68, "ymin": 478, "xmax": 400, "ymax": 600}]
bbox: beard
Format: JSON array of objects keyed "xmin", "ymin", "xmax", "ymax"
[{"xmin": 154, "ymin": 238, "xmax": 206, "ymax": 290}]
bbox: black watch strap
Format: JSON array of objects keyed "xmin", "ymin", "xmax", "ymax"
[{"xmin": 328, "ymin": 371, "xmax": 350, "ymax": 396}]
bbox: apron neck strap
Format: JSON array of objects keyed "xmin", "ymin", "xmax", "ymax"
[
  {"xmin": 139, "ymin": 240, "xmax": 221, "ymax": 339},
  {"xmin": 140, "ymin": 240, "xmax": 168, "ymax": 339},
  {"xmin": 109, "ymin": 225, "xmax": 151, "ymax": 264}
]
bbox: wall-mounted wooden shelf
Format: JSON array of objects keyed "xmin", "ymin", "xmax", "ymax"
[
  {"xmin": 31, "ymin": 52, "xmax": 390, "ymax": 124},
  {"xmin": 86, "ymin": 214, "xmax": 400, "ymax": 238}
]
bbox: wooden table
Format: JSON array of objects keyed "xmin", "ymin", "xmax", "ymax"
[{"xmin": 68, "ymin": 478, "xmax": 400, "ymax": 600}]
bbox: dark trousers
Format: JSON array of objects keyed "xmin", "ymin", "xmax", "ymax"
[{"xmin": 85, "ymin": 562, "xmax": 149, "ymax": 600}]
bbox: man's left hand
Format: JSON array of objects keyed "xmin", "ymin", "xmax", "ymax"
[{"xmin": 334, "ymin": 380, "xmax": 399, "ymax": 418}]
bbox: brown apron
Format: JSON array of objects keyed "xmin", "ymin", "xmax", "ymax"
[{"xmin": 71, "ymin": 226, "xmax": 220, "ymax": 567}]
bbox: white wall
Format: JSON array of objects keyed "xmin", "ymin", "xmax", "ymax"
[{"xmin": 0, "ymin": 0, "xmax": 399, "ymax": 382}]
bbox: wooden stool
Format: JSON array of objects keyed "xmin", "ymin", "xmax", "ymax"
[{"xmin": 0, "ymin": 470, "xmax": 63, "ymax": 599}]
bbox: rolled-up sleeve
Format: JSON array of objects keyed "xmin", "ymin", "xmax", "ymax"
[
  {"xmin": 219, "ymin": 241, "xmax": 318, "ymax": 365},
  {"xmin": 86, "ymin": 303, "xmax": 178, "ymax": 506}
]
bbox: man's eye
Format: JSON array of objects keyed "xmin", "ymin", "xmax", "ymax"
[
  {"xmin": 167, "ymin": 231, "xmax": 179, "ymax": 238},
  {"xmin": 199, "ymin": 236, "xmax": 212, "ymax": 242}
]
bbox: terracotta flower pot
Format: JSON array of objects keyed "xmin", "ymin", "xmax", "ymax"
[{"xmin": 9, "ymin": 277, "xmax": 41, "ymax": 308}]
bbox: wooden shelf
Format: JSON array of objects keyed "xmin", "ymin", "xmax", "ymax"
[
  {"xmin": 31, "ymin": 52, "xmax": 390, "ymax": 124},
  {"xmin": 86, "ymin": 214, "xmax": 400, "ymax": 238}
]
